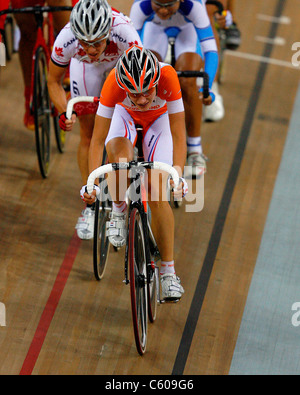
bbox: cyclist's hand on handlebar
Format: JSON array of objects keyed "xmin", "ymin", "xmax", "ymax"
[
  {"xmin": 199, "ymin": 90, "xmax": 215, "ymax": 106},
  {"xmin": 80, "ymin": 184, "xmax": 100, "ymax": 204},
  {"xmin": 59, "ymin": 111, "xmax": 77, "ymax": 131},
  {"xmin": 170, "ymin": 177, "xmax": 188, "ymax": 199},
  {"xmin": 215, "ymin": 10, "xmax": 233, "ymax": 29}
]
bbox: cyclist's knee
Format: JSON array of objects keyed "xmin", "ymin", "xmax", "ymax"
[
  {"xmin": 179, "ymin": 76, "xmax": 198, "ymax": 95},
  {"xmin": 106, "ymin": 137, "xmax": 134, "ymax": 163},
  {"xmin": 78, "ymin": 114, "xmax": 95, "ymax": 139}
]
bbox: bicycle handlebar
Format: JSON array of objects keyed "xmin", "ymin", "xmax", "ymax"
[
  {"xmin": 66, "ymin": 96, "xmax": 100, "ymax": 119},
  {"xmin": 0, "ymin": 6, "xmax": 72, "ymax": 17},
  {"xmin": 87, "ymin": 161, "xmax": 180, "ymax": 195},
  {"xmin": 66, "ymin": 97, "xmax": 181, "ymax": 191},
  {"xmin": 177, "ymin": 70, "xmax": 209, "ymax": 98}
]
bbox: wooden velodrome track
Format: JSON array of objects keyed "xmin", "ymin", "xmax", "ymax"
[{"xmin": 0, "ymin": 0, "xmax": 300, "ymax": 376}]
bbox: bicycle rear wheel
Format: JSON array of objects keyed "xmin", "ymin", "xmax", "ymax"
[
  {"xmin": 93, "ymin": 180, "xmax": 111, "ymax": 281},
  {"xmin": 33, "ymin": 46, "xmax": 51, "ymax": 178},
  {"xmin": 128, "ymin": 207, "xmax": 148, "ymax": 355}
]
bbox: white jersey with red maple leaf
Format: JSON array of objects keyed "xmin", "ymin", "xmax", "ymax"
[{"xmin": 51, "ymin": 8, "xmax": 142, "ymax": 67}]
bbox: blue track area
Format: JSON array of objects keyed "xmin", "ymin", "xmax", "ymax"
[{"xmin": 230, "ymin": 83, "xmax": 300, "ymax": 375}]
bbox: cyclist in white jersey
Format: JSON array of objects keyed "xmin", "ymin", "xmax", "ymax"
[
  {"xmin": 130, "ymin": 0, "xmax": 218, "ymax": 178},
  {"xmin": 47, "ymin": 0, "xmax": 142, "ymax": 240}
]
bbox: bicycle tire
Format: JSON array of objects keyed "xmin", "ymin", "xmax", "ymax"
[
  {"xmin": 33, "ymin": 46, "xmax": 51, "ymax": 178},
  {"xmin": 128, "ymin": 206, "xmax": 148, "ymax": 355},
  {"xmin": 93, "ymin": 182, "xmax": 111, "ymax": 281},
  {"xmin": 93, "ymin": 148, "xmax": 112, "ymax": 280},
  {"xmin": 53, "ymin": 115, "xmax": 66, "ymax": 153},
  {"xmin": 147, "ymin": 259, "xmax": 158, "ymax": 323}
]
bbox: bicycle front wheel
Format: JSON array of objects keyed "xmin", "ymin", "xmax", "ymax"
[
  {"xmin": 93, "ymin": 189, "xmax": 111, "ymax": 281},
  {"xmin": 33, "ymin": 46, "xmax": 51, "ymax": 178},
  {"xmin": 53, "ymin": 115, "xmax": 66, "ymax": 154},
  {"xmin": 128, "ymin": 207, "xmax": 148, "ymax": 355},
  {"xmin": 147, "ymin": 261, "xmax": 158, "ymax": 323}
]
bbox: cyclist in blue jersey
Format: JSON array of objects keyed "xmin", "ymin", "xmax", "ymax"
[
  {"xmin": 204, "ymin": 0, "xmax": 241, "ymax": 122},
  {"xmin": 130, "ymin": 0, "xmax": 219, "ymax": 178}
]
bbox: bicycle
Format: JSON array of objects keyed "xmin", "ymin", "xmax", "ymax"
[
  {"xmin": 0, "ymin": 5, "xmax": 72, "ymax": 178},
  {"xmin": 67, "ymin": 97, "xmax": 181, "ymax": 355},
  {"xmin": 89, "ymin": 160, "xmax": 180, "ymax": 355}
]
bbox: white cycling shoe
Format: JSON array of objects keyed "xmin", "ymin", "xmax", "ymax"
[
  {"xmin": 203, "ymin": 82, "xmax": 225, "ymax": 122},
  {"xmin": 106, "ymin": 211, "xmax": 127, "ymax": 248},
  {"xmin": 185, "ymin": 152, "xmax": 207, "ymax": 179},
  {"xmin": 75, "ymin": 207, "xmax": 95, "ymax": 240},
  {"xmin": 161, "ymin": 273, "xmax": 184, "ymax": 302}
]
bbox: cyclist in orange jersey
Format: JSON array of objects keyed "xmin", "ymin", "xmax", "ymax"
[
  {"xmin": 80, "ymin": 45, "xmax": 188, "ymax": 301},
  {"xmin": 6, "ymin": 0, "xmax": 72, "ymax": 130}
]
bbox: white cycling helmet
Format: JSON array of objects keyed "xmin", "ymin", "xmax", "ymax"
[{"xmin": 70, "ymin": 0, "xmax": 113, "ymax": 41}]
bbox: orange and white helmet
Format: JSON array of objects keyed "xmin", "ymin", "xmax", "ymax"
[{"xmin": 116, "ymin": 45, "xmax": 161, "ymax": 94}]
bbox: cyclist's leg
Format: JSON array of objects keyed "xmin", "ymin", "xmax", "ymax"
[
  {"xmin": 11, "ymin": 0, "xmax": 40, "ymax": 129},
  {"xmin": 105, "ymin": 104, "xmax": 137, "ymax": 203},
  {"xmin": 104, "ymin": 105, "xmax": 137, "ymax": 247},
  {"xmin": 70, "ymin": 59, "xmax": 105, "ymax": 239},
  {"xmin": 143, "ymin": 115, "xmax": 184, "ymax": 299},
  {"xmin": 47, "ymin": 0, "xmax": 71, "ymax": 33},
  {"xmin": 77, "ymin": 113, "xmax": 95, "ymax": 181},
  {"xmin": 224, "ymin": 0, "xmax": 241, "ymax": 50},
  {"xmin": 143, "ymin": 113, "xmax": 174, "ymax": 262},
  {"xmin": 174, "ymin": 24, "xmax": 207, "ymax": 176},
  {"xmin": 70, "ymin": 58, "xmax": 105, "ymax": 183}
]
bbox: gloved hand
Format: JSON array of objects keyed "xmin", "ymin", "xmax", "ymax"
[
  {"xmin": 58, "ymin": 111, "xmax": 77, "ymax": 131},
  {"xmin": 170, "ymin": 177, "xmax": 188, "ymax": 199},
  {"xmin": 80, "ymin": 184, "xmax": 101, "ymax": 203}
]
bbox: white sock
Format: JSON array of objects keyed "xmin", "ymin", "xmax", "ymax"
[
  {"xmin": 187, "ymin": 136, "xmax": 202, "ymax": 154},
  {"xmin": 160, "ymin": 261, "xmax": 175, "ymax": 276},
  {"xmin": 113, "ymin": 201, "xmax": 127, "ymax": 213}
]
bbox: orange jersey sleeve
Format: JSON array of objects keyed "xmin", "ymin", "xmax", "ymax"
[{"xmin": 157, "ymin": 64, "xmax": 182, "ymax": 102}]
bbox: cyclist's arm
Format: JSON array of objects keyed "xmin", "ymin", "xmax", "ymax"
[
  {"xmin": 169, "ymin": 111, "xmax": 187, "ymax": 174},
  {"xmin": 185, "ymin": 1, "xmax": 219, "ymax": 90},
  {"xmin": 83, "ymin": 114, "xmax": 111, "ymax": 204},
  {"xmin": 89, "ymin": 115, "xmax": 111, "ymax": 174},
  {"xmin": 130, "ymin": 0, "xmax": 153, "ymax": 36},
  {"xmin": 48, "ymin": 60, "xmax": 69, "ymax": 114}
]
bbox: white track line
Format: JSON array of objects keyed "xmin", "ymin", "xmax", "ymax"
[
  {"xmin": 255, "ymin": 36, "xmax": 286, "ymax": 46},
  {"xmin": 257, "ymin": 14, "xmax": 291, "ymax": 25},
  {"xmin": 225, "ymin": 50, "xmax": 299, "ymax": 70}
]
